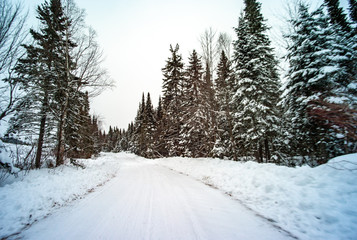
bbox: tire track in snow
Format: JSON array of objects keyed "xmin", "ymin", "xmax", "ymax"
[{"xmin": 18, "ymin": 155, "xmax": 294, "ymax": 240}]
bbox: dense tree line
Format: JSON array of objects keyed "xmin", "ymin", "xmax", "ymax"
[
  {"xmin": 2, "ymin": 0, "xmax": 356, "ymax": 168},
  {"xmin": 0, "ymin": 0, "xmax": 109, "ymax": 169},
  {"xmin": 107, "ymin": 0, "xmax": 356, "ymax": 167}
]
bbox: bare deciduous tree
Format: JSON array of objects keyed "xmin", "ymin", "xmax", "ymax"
[
  {"xmin": 63, "ymin": 0, "xmax": 113, "ymax": 96},
  {"xmin": 54, "ymin": 0, "xmax": 113, "ymax": 165},
  {"xmin": 199, "ymin": 27, "xmax": 217, "ymax": 77},
  {"xmin": 0, "ymin": 0, "xmax": 27, "ymax": 121},
  {"xmin": 216, "ymin": 32, "xmax": 232, "ymax": 60}
]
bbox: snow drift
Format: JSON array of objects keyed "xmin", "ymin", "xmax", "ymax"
[
  {"xmin": 156, "ymin": 153, "xmax": 357, "ymax": 240},
  {"xmin": 0, "ymin": 152, "xmax": 121, "ymax": 238},
  {"xmin": 0, "ymin": 152, "xmax": 356, "ymax": 240}
]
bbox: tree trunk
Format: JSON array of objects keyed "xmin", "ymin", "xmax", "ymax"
[
  {"xmin": 227, "ymin": 110, "xmax": 237, "ymax": 161},
  {"xmin": 55, "ymin": 117, "xmax": 65, "ymax": 166},
  {"xmin": 56, "ymin": 20, "xmax": 71, "ymax": 167},
  {"xmin": 56, "ymin": 93, "xmax": 69, "ymax": 166},
  {"xmin": 257, "ymin": 142, "xmax": 263, "ymax": 163},
  {"xmin": 35, "ymin": 112, "xmax": 46, "ymax": 168},
  {"xmin": 35, "ymin": 94, "xmax": 48, "ymax": 169},
  {"xmin": 264, "ymin": 138, "xmax": 271, "ymax": 162}
]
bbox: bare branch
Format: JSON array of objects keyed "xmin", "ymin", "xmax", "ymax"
[
  {"xmin": 199, "ymin": 27, "xmax": 217, "ymax": 75},
  {"xmin": 0, "ymin": 0, "xmax": 27, "ymax": 122},
  {"xmin": 216, "ymin": 32, "xmax": 232, "ymax": 60},
  {"xmin": 63, "ymin": 0, "xmax": 114, "ymax": 98}
]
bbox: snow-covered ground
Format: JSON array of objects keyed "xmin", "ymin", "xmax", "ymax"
[
  {"xmin": 156, "ymin": 153, "xmax": 357, "ymax": 240},
  {"xmin": 15, "ymin": 153, "xmax": 289, "ymax": 240},
  {"xmin": 0, "ymin": 153, "xmax": 121, "ymax": 239},
  {"xmin": 0, "ymin": 152, "xmax": 356, "ymax": 239}
]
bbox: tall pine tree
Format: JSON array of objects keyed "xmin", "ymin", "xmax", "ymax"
[
  {"xmin": 349, "ymin": 0, "xmax": 357, "ymax": 23},
  {"xmin": 161, "ymin": 44, "xmax": 185, "ymax": 157},
  {"xmin": 282, "ymin": 3, "xmax": 356, "ymax": 164},
  {"xmin": 153, "ymin": 96, "xmax": 166, "ymax": 157},
  {"xmin": 143, "ymin": 93, "xmax": 156, "ymax": 158},
  {"xmin": 213, "ymin": 51, "xmax": 237, "ymax": 160},
  {"xmin": 231, "ymin": 0, "xmax": 281, "ymax": 163},
  {"xmin": 324, "ymin": 0, "xmax": 351, "ymax": 31},
  {"xmin": 133, "ymin": 93, "xmax": 146, "ymax": 155},
  {"xmin": 180, "ymin": 50, "xmax": 209, "ymax": 157},
  {"xmin": 13, "ymin": 0, "xmax": 70, "ymax": 168}
]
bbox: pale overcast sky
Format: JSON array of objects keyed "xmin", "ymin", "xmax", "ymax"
[{"xmin": 24, "ymin": 0, "xmax": 349, "ymax": 130}]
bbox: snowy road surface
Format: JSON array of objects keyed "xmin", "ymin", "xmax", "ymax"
[{"xmin": 19, "ymin": 155, "xmax": 292, "ymax": 240}]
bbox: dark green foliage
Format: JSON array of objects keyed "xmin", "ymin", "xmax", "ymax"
[
  {"xmin": 144, "ymin": 93, "xmax": 156, "ymax": 158},
  {"xmin": 161, "ymin": 44, "xmax": 185, "ymax": 157},
  {"xmin": 9, "ymin": 0, "xmax": 103, "ymax": 167},
  {"xmin": 97, "ymin": 0, "xmax": 356, "ymax": 167},
  {"xmin": 133, "ymin": 93, "xmax": 146, "ymax": 155},
  {"xmin": 12, "ymin": 0, "xmax": 71, "ymax": 168},
  {"xmin": 180, "ymin": 50, "xmax": 207, "ymax": 157},
  {"xmin": 153, "ymin": 97, "xmax": 166, "ymax": 157},
  {"xmin": 65, "ymin": 92, "xmax": 91, "ymax": 158},
  {"xmin": 282, "ymin": 3, "xmax": 357, "ymax": 165},
  {"xmin": 350, "ymin": 0, "xmax": 357, "ymax": 23},
  {"xmin": 129, "ymin": 93, "xmax": 157, "ymax": 157},
  {"xmin": 213, "ymin": 51, "xmax": 237, "ymax": 160},
  {"xmin": 324, "ymin": 0, "xmax": 351, "ymax": 31},
  {"xmin": 232, "ymin": 0, "xmax": 281, "ymax": 163}
]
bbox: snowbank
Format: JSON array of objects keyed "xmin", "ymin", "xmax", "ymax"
[
  {"xmin": 0, "ymin": 152, "xmax": 121, "ymax": 239},
  {"xmin": 0, "ymin": 139, "xmax": 21, "ymax": 175},
  {"xmin": 156, "ymin": 154, "xmax": 357, "ymax": 240}
]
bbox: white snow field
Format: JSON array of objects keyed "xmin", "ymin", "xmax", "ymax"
[
  {"xmin": 0, "ymin": 153, "xmax": 121, "ymax": 239},
  {"xmin": 3, "ymin": 153, "xmax": 291, "ymax": 240},
  {"xmin": 1, "ymin": 152, "xmax": 356, "ymax": 240},
  {"xmin": 156, "ymin": 153, "xmax": 357, "ymax": 240}
]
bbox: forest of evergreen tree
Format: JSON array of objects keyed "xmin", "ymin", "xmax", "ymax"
[
  {"xmin": 102, "ymin": 0, "xmax": 357, "ymax": 167},
  {"xmin": 1, "ymin": 0, "xmax": 356, "ymax": 169},
  {"xmin": 1, "ymin": 0, "xmax": 109, "ymax": 169}
]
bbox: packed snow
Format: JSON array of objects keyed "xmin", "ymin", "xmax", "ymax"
[
  {"xmin": 16, "ymin": 153, "xmax": 289, "ymax": 240},
  {"xmin": 1, "ymin": 152, "xmax": 356, "ymax": 240},
  {"xmin": 156, "ymin": 153, "xmax": 357, "ymax": 240}
]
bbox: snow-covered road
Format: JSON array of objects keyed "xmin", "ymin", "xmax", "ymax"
[{"xmin": 19, "ymin": 155, "xmax": 291, "ymax": 240}]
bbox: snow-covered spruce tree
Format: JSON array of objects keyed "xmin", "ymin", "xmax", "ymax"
[
  {"xmin": 52, "ymin": 0, "xmax": 110, "ymax": 166},
  {"xmin": 324, "ymin": 0, "xmax": 357, "ymax": 106},
  {"xmin": 102, "ymin": 126, "xmax": 112, "ymax": 152},
  {"xmin": 321, "ymin": 1, "xmax": 357, "ymax": 152},
  {"xmin": 111, "ymin": 127, "xmax": 121, "ymax": 152},
  {"xmin": 133, "ymin": 94, "xmax": 146, "ymax": 156},
  {"xmin": 161, "ymin": 44, "xmax": 185, "ymax": 157},
  {"xmin": 65, "ymin": 91, "xmax": 94, "ymax": 158},
  {"xmin": 126, "ymin": 122, "xmax": 135, "ymax": 153},
  {"xmin": 180, "ymin": 50, "xmax": 209, "ymax": 157},
  {"xmin": 231, "ymin": 0, "xmax": 281, "ymax": 163},
  {"xmin": 105, "ymin": 126, "xmax": 120, "ymax": 152},
  {"xmin": 203, "ymin": 61, "xmax": 218, "ymax": 157},
  {"xmin": 199, "ymin": 30, "xmax": 220, "ymax": 151},
  {"xmin": 117, "ymin": 128, "xmax": 129, "ymax": 152},
  {"xmin": 324, "ymin": 0, "xmax": 351, "ymax": 32},
  {"xmin": 153, "ymin": 96, "xmax": 166, "ymax": 157},
  {"xmin": 213, "ymin": 51, "xmax": 237, "ymax": 160},
  {"xmin": 143, "ymin": 93, "xmax": 156, "ymax": 158},
  {"xmin": 349, "ymin": 0, "xmax": 357, "ymax": 24},
  {"xmin": 89, "ymin": 116, "xmax": 102, "ymax": 155},
  {"xmin": 130, "ymin": 93, "xmax": 156, "ymax": 157},
  {"xmin": 113, "ymin": 128, "xmax": 123, "ymax": 152},
  {"xmin": 11, "ymin": 0, "xmax": 108, "ymax": 167},
  {"xmin": 282, "ymin": 3, "xmax": 356, "ymax": 164},
  {"xmin": 12, "ymin": 0, "xmax": 71, "ymax": 168}
]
